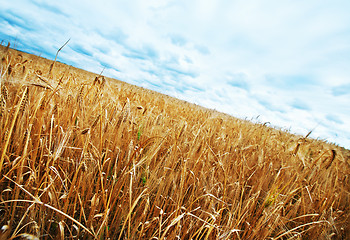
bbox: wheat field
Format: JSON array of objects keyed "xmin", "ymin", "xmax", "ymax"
[{"xmin": 0, "ymin": 43, "xmax": 349, "ymax": 239}]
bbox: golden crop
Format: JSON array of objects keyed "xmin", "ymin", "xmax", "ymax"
[{"xmin": 0, "ymin": 43, "xmax": 349, "ymax": 239}]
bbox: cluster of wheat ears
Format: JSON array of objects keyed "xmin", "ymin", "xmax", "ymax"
[{"xmin": 0, "ymin": 44, "xmax": 349, "ymax": 239}]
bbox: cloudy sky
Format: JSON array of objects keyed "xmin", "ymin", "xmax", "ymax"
[{"xmin": 1, "ymin": 0, "xmax": 350, "ymax": 148}]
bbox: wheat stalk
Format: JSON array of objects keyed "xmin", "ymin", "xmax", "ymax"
[{"xmin": 0, "ymin": 45, "xmax": 349, "ymax": 239}]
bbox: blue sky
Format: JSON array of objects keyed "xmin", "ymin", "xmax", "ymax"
[{"xmin": 1, "ymin": 0, "xmax": 350, "ymax": 149}]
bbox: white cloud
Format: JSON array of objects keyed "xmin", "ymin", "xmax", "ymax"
[{"xmin": 1, "ymin": 0, "xmax": 350, "ymax": 148}]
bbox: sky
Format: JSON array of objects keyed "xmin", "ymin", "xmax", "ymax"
[{"xmin": 1, "ymin": 0, "xmax": 350, "ymax": 149}]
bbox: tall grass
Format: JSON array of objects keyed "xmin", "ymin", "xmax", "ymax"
[{"xmin": 0, "ymin": 44, "xmax": 349, "ymax": 239}]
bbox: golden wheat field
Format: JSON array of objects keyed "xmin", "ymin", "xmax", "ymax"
[{"xmin": 0, "ymin": 43, "xmax": 349, "ymax": 239}]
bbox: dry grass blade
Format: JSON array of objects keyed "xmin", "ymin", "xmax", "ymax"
[
  {"xmin": 12, "ymin": 233, "xmax": 39, "ymax": 240},
  {"xmin": 1, "ymin": 176, "xmax": 95, "ymax": 239},
  {"xmin": 2, "ymin": 200, "xmax": 95, "ymax": 239},
  {"xmin": 118, "ymin": 188, "xmax": 148, "ymax": 240},
  {"xmin": 49, "ymin": 39, "xmax": 70, "ymax": 75},
  {"xmin": 274, "ymin": 221, "xmax": 328, "ymax": 240},
  {"xmin": 58, "ymin": 221, "xmax": 65, "ymax": 240},
  {"xmin": 0, "ymin": 86, "xmax": 28, "ymax": 173},
  {"xmin": 29, "ymin": 83, "xmax": 53, "ymax": 90},
  {"xmin": 35, "ymin": 74, "xmax": 54, "ymax": 90},
  {"xmin": 160, "ymin": 212, "xmax": 186, "ymax": 240}
]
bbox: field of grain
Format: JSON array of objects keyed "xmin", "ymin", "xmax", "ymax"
[{"xmin": 0, "ymin": 43, "xmax": 349, "ymax": 239}]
